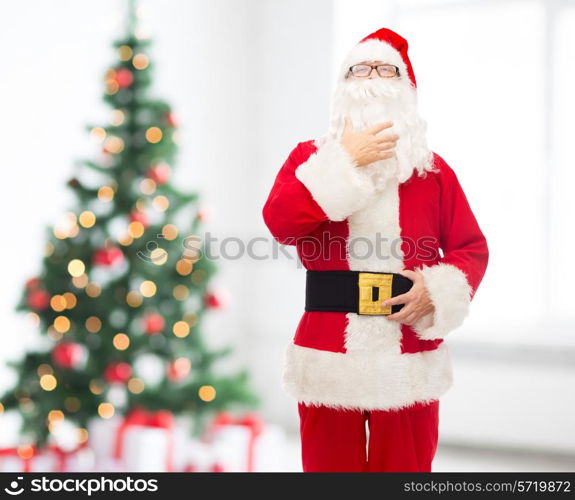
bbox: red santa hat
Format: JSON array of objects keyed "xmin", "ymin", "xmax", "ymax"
[{"xmin": 338, "ymin": 27, "xmax": 417, "ymax": 89}]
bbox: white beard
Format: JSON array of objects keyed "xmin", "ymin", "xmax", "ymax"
[{"xmin": 321, "ymin": 76, "xmax": 434, "ymax": 187}]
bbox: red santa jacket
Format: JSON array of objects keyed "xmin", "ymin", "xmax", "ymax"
[{"xmin": 262, "ymin": 136, "xmax": 489, "ymax": 411}]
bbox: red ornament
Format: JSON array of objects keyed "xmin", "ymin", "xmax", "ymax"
[
  {"xmin": 146, "ymin": 162, "xmax": 171, "ymax": 185},
  {"xmin": 115, "ymin": 68, "xmax": 134, "ymax": 88},
  {"xmin": 143, "ymin": 313, "xmax": 165, "ymax": 335},
  {"xmin": 205, "ymin": 290, "xmax": 229, "ymax": 309},
  {"xmin": 165, "ymin": 111, "xmax": 178, "ymax": 127},
  {"xmin": 104, "ymin": 362, "xmax": 132, "ymax": 384},
  {"xmin": 51, "ymin": 341, "xmax": 86, "ymax": 370},
  {"xmin": 129, "ymin": 210, "xmax": 149, "ymax": 228},
  {"xmin": 196, "ymin": 207, "xmax": 209, "ymax": 222},
  {"xmin": 93, "ymin": 246, "xmax": 124, "ymax": 267},
  {"xmin": 167, "ymin": 358, "xmax": 191, "ymax": 381},
  {"xmin": 25, "ymin": 277, "xmax": 41, "ymax": 290},
  {"xmin": 27, "ymin": 289, "xmax": 51, "ymax": 311}
]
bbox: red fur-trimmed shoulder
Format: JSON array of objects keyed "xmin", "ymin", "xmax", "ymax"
[{"xmin": 430, "ymin": 152, "xmax": 456, "ymax": 176}]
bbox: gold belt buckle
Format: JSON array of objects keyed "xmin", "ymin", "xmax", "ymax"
[{"xmin": 358, "ymin": 272, "xmax": 393, "ymax": 315}]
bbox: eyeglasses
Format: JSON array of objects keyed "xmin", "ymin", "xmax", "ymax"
[{"xmin": 347, "ymin": 64, "xmax": 400, "ymax": 78}]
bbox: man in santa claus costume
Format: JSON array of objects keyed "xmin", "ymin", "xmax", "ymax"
[{"xmin": 262, "ymin": 27, "xmax": 489, "ymax": 472}]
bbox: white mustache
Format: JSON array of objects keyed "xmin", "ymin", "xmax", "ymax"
[{"xmin": 337, "ymin": 78, "xmax": 402, "ymax": 100}]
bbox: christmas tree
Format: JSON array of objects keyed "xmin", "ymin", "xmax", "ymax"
[{"xmin": 0, "ymin": 0, "xmax": 258, "ymax": 448}]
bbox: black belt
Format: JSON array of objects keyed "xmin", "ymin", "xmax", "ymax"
[{"xmin": 305, "ymin": 270, "xmax": 414, "ymax": 315}]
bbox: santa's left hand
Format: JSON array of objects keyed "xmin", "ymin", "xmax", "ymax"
[{"xmin": 381, "ymin": 269, "xmax": 435, "ymax": 325}]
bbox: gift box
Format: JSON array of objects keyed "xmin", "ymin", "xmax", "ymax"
[
  {"xmin": 87, "ymin": 414, "xmax": 125, "ymax": 471},
  {"xmin": 88, "ymin": 407, "xmax": 181, "ymax": 472},
  {"xmin": 0, "ymin": 443, "xmax": 92, "ymax": 472},
  {"xmin": 57, "ymin": 445, "xmax": 95, "ymax": 472},
  {"xmin": 87, "ymin": 414, "xmax": 123, "ymax": 460},
  {"xmin": 180, "ymin": 436, "xmax": 221, "ymax": 472},
  {"xmin": 203, "ymin": 411, "xmax": 288, "ymax": 472},
  {"xmin": 112, "ymin": 407, "xmax": 174, "ymax": 472},
  {"xmin": 0, "ymin": 446, "xmax": 45, "ymax": 472}
]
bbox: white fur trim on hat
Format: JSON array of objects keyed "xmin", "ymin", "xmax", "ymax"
[{"xmin": 412, "ymin": 263, "xmax": 473, "ymax": 340}]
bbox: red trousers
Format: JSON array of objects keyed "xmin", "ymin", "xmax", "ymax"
[{"xmin": 298, "ymin": 399, "xmax": 440, "ymax": 472}]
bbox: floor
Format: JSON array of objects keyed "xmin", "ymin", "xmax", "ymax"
[{"xmin": 281, "ymin": 434, "xmax": 575, "ymax": 472}]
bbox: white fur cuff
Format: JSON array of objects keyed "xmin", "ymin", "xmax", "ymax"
[
  {"xmin": 413, "ymin": 263, "xmax": 473, "ymax": 340},
  {"xmin": 294, "ymin": 138, "xmax": 377, "ymax": 221}
]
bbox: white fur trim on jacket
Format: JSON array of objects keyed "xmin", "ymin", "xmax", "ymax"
[
  {"xmin": 412, "ymin": 263, "xmax": 473, "ymax": 341},
  {"xmin": 282, "ymin": 341, "xmax": 453, "ymax": 411},
  {"xmin": 294, "ymin": 137, "xmax": 377, "ymax": 222}
]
